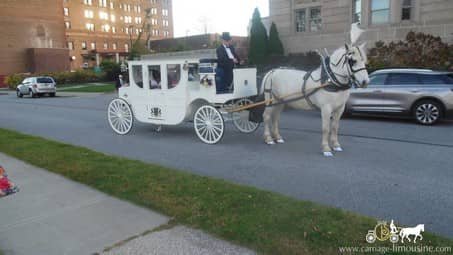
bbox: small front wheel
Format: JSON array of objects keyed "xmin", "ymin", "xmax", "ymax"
[
  {"xmin": 232, "ymin": 98, "xmax": 260, "ymax": 133},
  {"xmin": 108, "ymin": 98, "xmax": 134, "ymax": 135},
  {"xmin": 194, "ymin": 105, "xmax": 224, "ymax": 144},
  {"xmin": 16, "ymin": 90, "xmax": 23, "ymax": 98}
]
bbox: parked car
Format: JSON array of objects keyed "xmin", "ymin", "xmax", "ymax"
[
  {"xmin": 16, "ymin": 76, "xmax": 56, "ymax": 98},
  {"xmin": 346, "ymin": 69, "xmax": 453, "ymax": 125}
]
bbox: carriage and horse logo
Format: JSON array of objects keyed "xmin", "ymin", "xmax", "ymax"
[
  {"xmin": 150, "ymin": 107, "xmax": 162, "ymax": 118},
  {"xmin": 366, "ymin": 220, "xmax": 425, "ymax": 244}
]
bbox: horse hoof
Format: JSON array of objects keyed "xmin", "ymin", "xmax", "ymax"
[
  {"xmin": 333, "ymin": 147, "xmax": 343, "ymax": 152},
  {"xmin": 265, "ymin": 140, "xmax": 276, "ymax": 145},
  {"xmin": 323, "ymin": 151, "xmax": 334, "ymax": 157},
  {"xmin": 275, "ymin": 138, "xmax": 285, "ymax": 144}
]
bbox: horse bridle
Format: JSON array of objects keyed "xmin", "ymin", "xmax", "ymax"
[{"xmin": 329, "ymin": 46, "xmax": 367, "ymax": 88}]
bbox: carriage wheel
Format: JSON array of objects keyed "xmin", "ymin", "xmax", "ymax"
[
  {"xmin": 232, "ymin": 98, "xmax": 260, "ymax": 133},
  {"xmin": 108, "ymin": 98, "xmax": 134, "ymax": 135},
  {"xmin": 194, "ymin": 105, "xmax": 224, "ymax": 144}
]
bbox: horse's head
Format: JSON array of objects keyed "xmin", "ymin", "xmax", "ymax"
[
  {"xmin": 328, "ymin": 22, "xmax": 370, "ymax": 88},
  {"xmin": 345, "ymin": 43, "xmax": 370, "ymax": 88}
]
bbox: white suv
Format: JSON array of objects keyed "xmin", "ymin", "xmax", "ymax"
[{"xmin": 16, "ymin": 76, "xmax": 56, "ymax": 98}]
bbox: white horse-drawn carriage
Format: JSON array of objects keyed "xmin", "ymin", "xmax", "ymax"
[
  {"xmin": 109, "ymin": 24, "xmax": 370, "ymax": 156},
  {"xmin": 107, "ymin": 50, "xmax": 260, "ymax": 144}
]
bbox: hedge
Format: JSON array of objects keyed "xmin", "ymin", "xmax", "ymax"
[{"xmin": 4, "ymin": 69, "xmax": 106, "ymax": 90}]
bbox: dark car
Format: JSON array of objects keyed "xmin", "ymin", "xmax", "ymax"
[{"xmin": 346, "ymin": 69, "xmax": 453, "ymax": 125}]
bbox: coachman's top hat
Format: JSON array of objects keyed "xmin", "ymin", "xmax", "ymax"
[{"xmin": 221, "ymin": 32, "xmax": 232, "ymax": 41}]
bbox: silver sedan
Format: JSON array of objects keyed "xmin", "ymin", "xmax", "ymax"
[{"xmin": 346, "ymin": 69, "xmax": 453, "ymax": 125}]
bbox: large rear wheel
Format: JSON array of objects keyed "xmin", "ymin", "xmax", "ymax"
[
  {"xmin": 194, "ymin": 105, "xmax": 224, "ymax": 144},
  {"xmin": 108, "ymin": 98, "xmax": 134, "ymax": 135}
]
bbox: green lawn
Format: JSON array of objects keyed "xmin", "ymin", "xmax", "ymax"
[
  {"xmin": 59, "ymin": 83, "xmax": 115, "ymax": 93},
  {"xmin": 0, "ymin": 128, "xmax": 451, "ymax": 255}
]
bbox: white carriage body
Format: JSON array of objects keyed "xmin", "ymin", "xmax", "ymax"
[{"xmin": 118, "ymin": 50, "xmax": 257, "ymax": 126}]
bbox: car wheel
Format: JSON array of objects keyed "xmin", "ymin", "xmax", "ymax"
[
  {"xmin": 16, "ymin": 90, "xmax": 23, "ymax": 98},
  {"xmin": 50, "ymin": 93, "xmax": 56, "ymax": 97},
  {"xmin": 413, "ymin": 100, "xmax": 443, "ymax": 125}
]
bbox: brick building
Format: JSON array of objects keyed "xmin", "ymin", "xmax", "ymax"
[
  {"xmin": 268, "ymin": 0, "xmax": 453, "ymax": 54},
  {"xmin": 64, "ymin": 0, "xmax": 174, "ymax": 70},
  {"xmin": 0, "ymin": 0, "xmax": 174, "ymax": 87},
  {"xmin": 0, "ymin": 0, "xmax": 68, "ymax": 86}
]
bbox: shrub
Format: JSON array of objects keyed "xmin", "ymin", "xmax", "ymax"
[
  {"xmin": 4, "ymin": 73, "xmax": 28, "ymax": 90},
  {"xmin": 368, "ymin": 31, "xmax": 453, "ymax": 71},
  {"xmin": 4, "ymin": 69, "xmax": 106, "ymax": 89},
  {"xmin": 100, "ymin": 60, "xmax": 121, "ymax": 81}
]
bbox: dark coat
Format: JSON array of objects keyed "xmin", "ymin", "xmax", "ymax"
[
  {"xmin": 115, "ymin": 78, "xmax": 122, "ymax": 89},
  {"xmin": 216, "ymin": 45, "xmax": 239, "ymax": 71}
]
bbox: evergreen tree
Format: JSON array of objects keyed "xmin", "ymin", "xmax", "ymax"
[
  {"xmin": 248, "ymin": 8, "xmax": 268, "ymax": 64},
  {"xmin": 268, "ymin": 22, "xmax": 284, "ymax": 56}
]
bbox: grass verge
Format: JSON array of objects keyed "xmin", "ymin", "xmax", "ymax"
[
  {"xmin": 0, "ymin": 128, "xmax": 451, "ymax": 254},
  {"xmin": 59, "ymin": 83, "xmax": 115, "ymax": 93}
]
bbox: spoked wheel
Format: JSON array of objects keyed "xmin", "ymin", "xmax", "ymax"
[
  {"xmin": 232, "ymin": 98, "xmax": 260, "ymax": 133},
  {"xmin": 108, "ymin": 98, "xmax": 134, "ymax": 135},
  {"xmin": 194, "ymin": 105, "xmax": 225, "ymax": 144}
]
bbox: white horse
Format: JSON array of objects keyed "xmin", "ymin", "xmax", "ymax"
[
  {"xmin": 260, "ymin": 23, "xmax": 370, "ymax": 156},
  {"xmin": 400, "ymin": 224, "xmax": 424, "ymax": 243}
]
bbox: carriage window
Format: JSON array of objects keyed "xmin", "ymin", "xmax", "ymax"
[
  {"xmin": 148, "ymin": 65, "xmax": 161, "ymax": 89},
  {"xmin": 188, "ymin": 63, "xmax": 199, "ymax": 82},
  {"xmin": 167, "ymin": 64, "xmax": 181, "ymax": 89},
  {"xmin": 132, "ymin": 65, "xmax": 143, "ymax": 88}
]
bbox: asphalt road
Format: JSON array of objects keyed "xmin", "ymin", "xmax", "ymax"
[{"xmin": 1, "ymin": 92, "xmax": 453, "ymax": 238}]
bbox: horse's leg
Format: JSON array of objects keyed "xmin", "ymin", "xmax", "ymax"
[
  {"xmin": 321, "ymin": 106, "xmax": 333, "ymax": 157},
  {"xmin": 330, "ymin": 105, "xmax": 345, "ymax": 152},
  {"xmin": 271, "ymin": 104, "xmax": 285, "ymax": 143},
  {"xmin": 263, "ymin": 107, "xmax": 275, "ymax": 145}
]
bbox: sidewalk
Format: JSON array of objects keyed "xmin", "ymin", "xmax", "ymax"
[{"xmin": 0, "ymin": 153, "xmax": 254, "ymax": 255}]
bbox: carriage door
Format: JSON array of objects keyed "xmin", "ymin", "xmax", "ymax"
[{"xmin": 145, "ymin": 65, "xmax": 166, "ymax": 123}]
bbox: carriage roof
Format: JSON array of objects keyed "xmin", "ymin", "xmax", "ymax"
[{"xmin": 135, "ymin": 49, "xmax": 217, "ymax": 64}]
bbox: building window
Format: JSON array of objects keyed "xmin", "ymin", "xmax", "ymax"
[
  {"xmin": 295, "ymin": 9, "xmax": 306, "ymax": 32},
  {"xmin": 65, "ymin": 21, "xmax": 71, "ymax": 29},
  {"xmin": 112, "ymin": 26, "xmax": 116, "ymax": 33},
  {"xmin": 101, "ymin": 24, "xmax": 110, "ymax": 32},
  {"xmin": 125, "ymin": 43, "xmax": 129, "ymax": 52},
  {"xmin": 84, "ymin": 10, "xmax": 94, "ymax": 18},
  {"xmin": 112, "ymin": 43, "xmax": 117, "ymax": 50},
  {"xmin": 163, "ymin": 20, "xmax": 168, "ymax": 27},
  {"xmin": 81, "ymin": 41, "xmax": 87, "ymax": 50},
  {"xmin": 309, "ymin": 7, "xmax": 322, "ymax": 31},
  {"xmin": 150, "ymin": 8, "xmax": 157, "ymax": 15},
  {"xmin": 63, "ymin": 8, "xmax": 69, "ymax": 16},
  {"xmin": 353, "ymin": 0, "xmax": 361, "ymax": 23},
  {"xmin": 68, "ymin": 42, "xmax": 74, "ymax": 50},
  {"xmin": 99, "ymin": 0, "xmax": 107, "ymax": 7},
  {"xmin": 84, "ymin": 0, "xmax": 93, "ymax": 5},
  {"xmin": 99, "ymin": 11, "xmax": 109, "ymax": 20},
  {"xmin": 111, "ymin": 14, "xmax": 116, "ymax": 22},
  {"xmin": 371, "ymin": 0, "xmax": 390, "ymax": 24},
  {"xmin": 151, "ymin": 18, "xmax": 158, "ymax": 26},
  {"xmin": 402, "ymin": 0, "xmax": 412, "ymax": 20},
  {"xmin": 86, "ymin": 23, "xmax": 95, "ymax": 31},
  {"xmin": 162, "ymin": 9, "xmax": 169, "ymax": 16},
  {"xmin": 91, "ymin": 42, "xmax": 96, "ymax": 50},
  {"xmin": 103, "ymin": 42, "xmax": 108, "ymax": 50},
  {"xmin": 110, "ymin": 1, "xmax": 114, "ymax": 9},
  {"xmin": 125, "ymin": 27, "xmax": 129, "ymax": 34}
]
